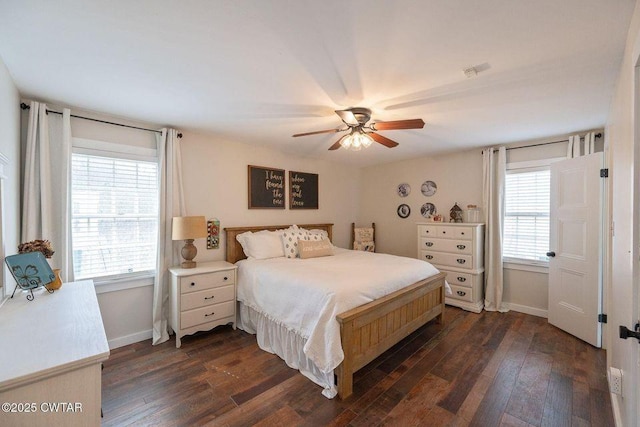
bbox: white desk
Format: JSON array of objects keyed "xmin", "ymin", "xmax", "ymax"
[{"xmin": 0, "ymin": 281, "xmax": 109, "ymax": 426}]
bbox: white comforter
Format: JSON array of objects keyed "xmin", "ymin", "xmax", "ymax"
[{"xmin": 236, "ymin": 248, "xmax": 443, "ymax": 373}]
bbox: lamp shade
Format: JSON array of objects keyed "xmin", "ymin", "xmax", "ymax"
[{"xmin": 172, "ymin": 216, "xmax": 207, "ymax": 240}]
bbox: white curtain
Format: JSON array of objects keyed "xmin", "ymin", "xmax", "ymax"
[
  {"xmin": 60, "ymin": 109, "xmax": 74, "ymax": 282},
  {"xmin": 567, "ymin": 132, "xmax": 596, "ymax": 158},
  {"xmin": 482, "ymin": 146, "xmax": 508, "ymax": 312},
  {"xmin": 152, "ymin": 128, "xmax": 185, "ymax": 345},
  {"xmin": 22, "ymin": 101, "xmax": 53, "ymax": 243}
]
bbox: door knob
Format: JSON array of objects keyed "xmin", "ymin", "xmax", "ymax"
[{"xmin": 546, "ymin": 251, "xmax": 556, "ymax": 257}]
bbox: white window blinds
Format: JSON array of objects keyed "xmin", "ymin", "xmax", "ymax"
[
  {"xmin": 71, "ymin": 153, "xmax": 159, "ymax": 280},
  {"xmin": 503, "ymin": 168, "xmax": 550, "ymax": 263}
]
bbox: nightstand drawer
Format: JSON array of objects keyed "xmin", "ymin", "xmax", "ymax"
[
  {"xmin": 180, "ymin": 270, "xmax": 234, "ymax": 294},
  {"xmin": 181, "ymin": 300, "xmax": 235, "ymax": 329},
  {"xmin": 181, "ymin": 284, "xmax": 235, "ymax": 311},
  {"xmin": 449, "ymin": 284, "xmax": 473, "ymax": 302},
  {"xmin": 421, "ymin": 251, "xmax": 472, "ymax": 269},
  {"xmin": 419, "ymin": 238, "xmax": 472, "ymax": 254}
]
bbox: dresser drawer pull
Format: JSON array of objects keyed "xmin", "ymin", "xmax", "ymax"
[
  {"xmin": 461, "ymin": 232, "xmax": 465, "ymax": 235},
  {"xmin": 204, "ymin": 312, "xmax": 216, "ymax": 317},
  {"xmin": 456, "ymin": 259, "xmax": 466, "ymax": 264},
  {"xmin": 425, "ymin": 242, "xmax": 434, "ymax": 247},
  {"xmin": 442, "ymin": 231, "xmax": 446, "ymax": 234},
  {"xmin": 190, "ymin": 282, "xmax": 195, "ymax": 287},
  {"xmin": 456, "ymin": 244, "xmax": 466, "ymax": 250},
  {"xmin": 425, "ymin": 255, "xmax": 434, "ymax": 260},
  {"xmin": 457, "ymin": 276, "xmax": 466, "ymax": 282},
  {"xmin": 204, "ymin": 296, "xmax": 215, "ymax": 300},
  {"xmin": 224, "ymin": 277, "xmax": 228, "ymax": 281},
  {"xmin": 456, "ymin": 291, "xmax": 467, "ymax": 296}
]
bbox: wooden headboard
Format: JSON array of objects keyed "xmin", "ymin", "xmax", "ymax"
[{"xmin": 223, "ymin": 223, "xmax": 334, "ymax": 264}]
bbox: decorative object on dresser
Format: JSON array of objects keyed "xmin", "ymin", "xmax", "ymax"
[
  {"xmin": 5, "ymin": 252, "xmax": 56, "ymax": 301},
  {"xmin": 351, "ymin": 222, "xmax": 375, "ymax": 252},
  {"xmin": 169, "ymin": 261, "xmax": 237, "ymax": 348},
  {"xmin": 417, "ymin": 222, "xmax": 485, "ymax": 313},
  {"xmin": 17, "ymin": 238, "xmax": 62, "ymax": 292},
  {"xmin": 172, "ymin": 216, "xmax": 207, "ymax": 268},
  {"xmin": 449, "ymin": 202, "xmax": 463, "ymax": 223}
]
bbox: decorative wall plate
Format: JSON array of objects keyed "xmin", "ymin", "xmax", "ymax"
[
  {"xmin": 420, "ymin": 202, "xmax": 437, "ymax": 218},
  {"xmin": 397, "ymin": 204, "xmax": 411, "ymax": 218},
  {"xmin": 421, "ymin": 180, "xmax": 437, "ymax": 196},
  {"xmin": 397, "ymin": 183, "xmax": 411, "ymax": 197}
]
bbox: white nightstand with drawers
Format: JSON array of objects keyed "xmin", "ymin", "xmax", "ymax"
[
  {"xmin": 169, "ymin": 261, "xmax": 237, "ymax": 348},
  {"xmin": 417, "ymin": 223, "xmax": 485, "ymax": 313}
]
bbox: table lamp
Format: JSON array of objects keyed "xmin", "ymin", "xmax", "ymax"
[{"xmin": 172, "ymin": 216, "xmax": 207, "ymax": 268}]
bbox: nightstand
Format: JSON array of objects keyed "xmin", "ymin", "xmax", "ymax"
[{"xmin": 169, "ymin": 261, "xmax": 237, "ymax": 348}]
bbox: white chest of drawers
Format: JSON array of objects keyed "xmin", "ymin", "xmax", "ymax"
[
  {"xmin": 169, "ymin": 261, "xmax": 237, "ymax": 348},
  {"xmin": 417, "ymin": 223, "xmax": 485, "ymax": 313}
]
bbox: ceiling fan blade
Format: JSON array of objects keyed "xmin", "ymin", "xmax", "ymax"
[
  {"xmin": 372, "ymin": 119, "xmax": 425, "ymax": 131},
  {"xmin": 292, "ymin": 128, "xmax": 340, "ymax": 137},
  {"xmin": 328, "ymin": 138, "xmax": 343, "ymax": 151},
  {"xmin": 370, "ymin": 132, "xmax": 399, "ymax": 148},
  {"xmin": 335, "ymin": 109, "xmax": 359, "ymax": 126}
]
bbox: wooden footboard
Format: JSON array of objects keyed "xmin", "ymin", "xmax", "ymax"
[{"xmin": 335, "ymin": 271, "xmax": 447, "ymax": 399}]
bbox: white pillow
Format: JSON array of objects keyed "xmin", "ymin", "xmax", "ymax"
[
  {"xmin": 281, "ymin": 227, "xmax": 310, "ymax": 258},
  {"xmin": 236, "ymin": 231, "xmax": 254, "ymax": 257},
  {"xmin": 244, "ymin": 231, "xmax": 285, "ymax": 260},
  {"xmin": 307, "ymin": 229, "xmax": 330, "ymax": 242}
]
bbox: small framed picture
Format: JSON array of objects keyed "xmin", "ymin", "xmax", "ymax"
[
  {"xmin": 421, "ymin": 202, "xmax": 437, "ymax": 218},
  {"xmin": 397, "ymin": 204, "xmax": 411, "ymax": 218},
  {"xmin": 397, "ymin": 183, "xmax": 411, "ymax": 197},
  {"xmin": 421, "ymin": 180, "xmax": 437, "ymax": 197}
]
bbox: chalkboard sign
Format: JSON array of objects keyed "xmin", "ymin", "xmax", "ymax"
[
  {"xmin": 289, "ymin": 171, "xmax": 318, "ymax": 209},
  {"xmin": 248, "ymin": 165, "xmax": 285, "ymax": 209}
]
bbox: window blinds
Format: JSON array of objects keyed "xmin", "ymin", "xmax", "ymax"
[
  {"xmin": 71, "ymin": 153, "xmax": 159, "ymax": 280},
  {"xmin": 503, "ymin": 168, "xmax": 550, "ymax": 262}
]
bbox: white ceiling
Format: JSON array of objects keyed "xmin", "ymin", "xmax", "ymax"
[{"xmin": 0, "ymin": 0, "xmax": 635, "ymax": 167}]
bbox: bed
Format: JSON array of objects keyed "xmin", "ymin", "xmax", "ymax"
[{"xmin": 224, "ymin": 223, "xmax": 447, "ymax": 399}]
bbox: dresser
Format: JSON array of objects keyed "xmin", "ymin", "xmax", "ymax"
[
  {"xmin": 0, "ymin": 281, "xmax": 109, "ymax": 426},
  {"xmin": 169, "ymin": 261, "xmax": 237, "ymax": 348},
  {"xmin": 417, "ymin": 223, "xmax": 485, "ymax": 313}
]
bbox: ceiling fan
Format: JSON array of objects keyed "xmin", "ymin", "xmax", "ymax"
[{"xmin": 292, "ymin": 107, "xmax": 425, "ymax": 151}]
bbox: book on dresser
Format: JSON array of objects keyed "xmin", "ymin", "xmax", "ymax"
[{"xmin": 417, "ymin": 223, "xmax": 485, "ymax": 313}]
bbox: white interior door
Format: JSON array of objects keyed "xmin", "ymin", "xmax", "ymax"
[{"xmin": 548, "ymin": 152, "xmax": 603, "ymax": 347}]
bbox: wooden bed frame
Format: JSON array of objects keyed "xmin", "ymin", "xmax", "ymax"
[{"xmin": 224, "ymin": 223, "xmax": 446, "ymax": 399}]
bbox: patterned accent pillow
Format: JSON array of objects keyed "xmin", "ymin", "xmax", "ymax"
[
  {"xmin": 307, "ymin": 229, "xmax": 330, "ymax": 242},
  {"xmin": 281, "ymin": 227, "xmax": 310, "ymax": 258}
]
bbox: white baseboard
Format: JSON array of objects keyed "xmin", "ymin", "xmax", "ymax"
[
  {"xmin": 108, "ymin": 329, "xmax": 152, "ymax": 349},
  {"xmin": 504, "ymin": 302, "xmax": 548, "ymax": 318}
]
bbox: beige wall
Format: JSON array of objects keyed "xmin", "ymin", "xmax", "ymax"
[
  {"xmin": 0, "ymin": 57, "xmax": 21, "ymax": 301},
  {"xmin": 606, "ymin": 1, "xmax": 640, "ymax": 424},
  {"xmin": 181, "ymin": 130, "xmax": 360, "ymax": 257},
  {"xmin": 358, "ymin": 149, "xmax": 483, "ymax": 258}
]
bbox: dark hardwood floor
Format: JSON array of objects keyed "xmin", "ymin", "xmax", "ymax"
[{"xmin": 101, "ymin": 307, "xmax": 614, "ymax": 426}]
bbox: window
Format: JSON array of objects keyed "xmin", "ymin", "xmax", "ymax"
[
  {"xmin": 71, "ymin": 153, "xmax": 159, "ymax": 281},
  {"xmin": 503, "ymin": 167, "xmax": 550, "ymax": 263}
]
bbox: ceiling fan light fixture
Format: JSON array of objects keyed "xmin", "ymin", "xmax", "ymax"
[{"xmin": 340, "ymin": 130, "xmax": 374, "ymax": 151}]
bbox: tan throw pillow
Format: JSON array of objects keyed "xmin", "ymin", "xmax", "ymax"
[{"xmin": 298, "ymin": 239, "xmax": 334, "ymax": 259}]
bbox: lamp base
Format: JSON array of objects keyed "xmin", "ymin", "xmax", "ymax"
[
  {"xmin": 181, "ymin": 260, "xmax": 197, "ymax": 269},
  {"xmin": 180, "ymin": 239, "xmax": 198, "ymax": 269}
]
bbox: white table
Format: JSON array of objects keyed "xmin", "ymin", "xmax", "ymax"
[{"xmin": 0, "ymin": 281, "xmax": 109, "ymax": 426}]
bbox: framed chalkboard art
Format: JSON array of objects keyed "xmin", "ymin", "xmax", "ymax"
[
  {"xmin": 289, "ymin": 171, "xmax": 318, "ymax": 209},
  {"xmin": 248, "ymin": 165, "xmax": 285, "ymax": 209}
]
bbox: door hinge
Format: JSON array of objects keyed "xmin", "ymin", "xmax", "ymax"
[
  {"xmin": 598, "ymin": 314, "xmax": 608, "ymax": 323},
  {"xmin": 600, "ymin": 168, "xmax": 609, "ymax": 178}
]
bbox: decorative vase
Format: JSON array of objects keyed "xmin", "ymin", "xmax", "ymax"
[{"xmin": 45, "ymin": 268, "xmax": 63, "ymax": 291}]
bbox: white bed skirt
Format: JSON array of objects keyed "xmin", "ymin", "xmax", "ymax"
[{"xmin": 237, "ymin": 302, "xmax": 338, "ymax": 398}]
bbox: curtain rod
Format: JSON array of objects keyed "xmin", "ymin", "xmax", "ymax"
[
  {"xmin": 501, "ymin": 133, "xmax": 602, "ymax": 152},
  {"xmin": 20, "ymin": 102, "xmax": 182, "ymax": 138}
]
